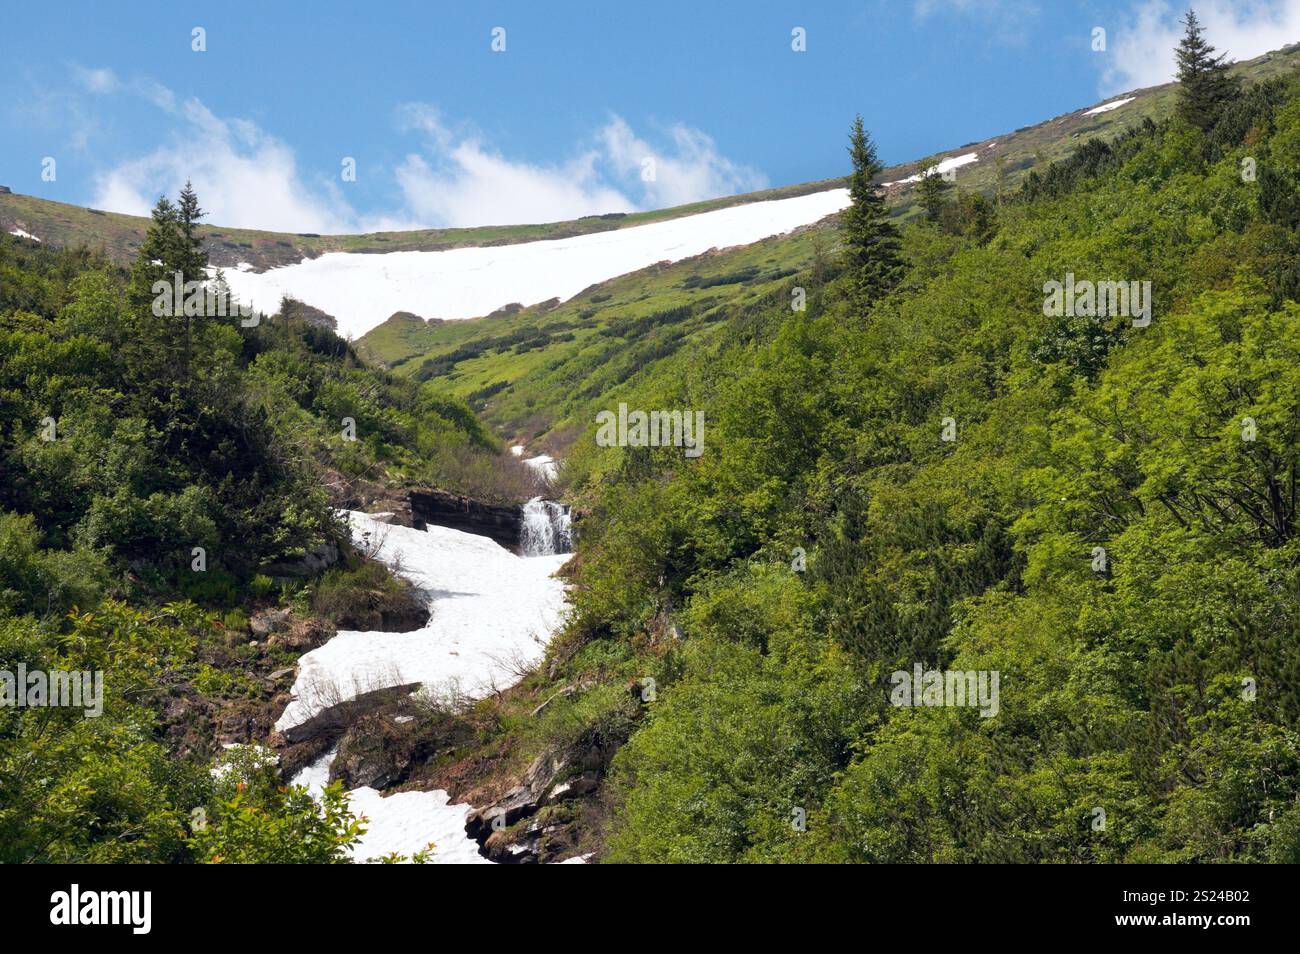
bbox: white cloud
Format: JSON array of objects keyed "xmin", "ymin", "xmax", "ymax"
[
  {"xmin": 74, "ymin": 66, "xmax": 120, "ymax": 94},
  {"xmin": 82, "ymin": 75, "xmax": 765, "ymax": 233},
  {"xmin": 388, "ymin": 104, "xmax": 634, "ymax": 228},
  {"xmin": 389, "ymin": 105, "xmax": 766, "ymax": 228},
  {"xmin": 598, "ymin": 116, "xmax": 767, "ymax": 211},
  {"xmin": 91, "ymin": 96, "xmax": 354, "ymax": 233},
  {"xmin": 1103, "ymin": 0, "xmax": 1300, "ymax": 94}
]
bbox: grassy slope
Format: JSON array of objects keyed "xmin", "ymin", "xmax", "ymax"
[{"xmin": 357, "ymin": 223, "xmax": 832, "ymax": 436}]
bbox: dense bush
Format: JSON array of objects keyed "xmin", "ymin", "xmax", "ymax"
[{"xmin": 558, "ymin": 67, "xmax": 1300, "ymax": 862}]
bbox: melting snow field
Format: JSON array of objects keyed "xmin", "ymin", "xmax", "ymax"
[
  {"xmin": 276, "ymin": 512, "xmax": 571, "ymax": 734},
  {"xmin": 291, "ymin": 750, "xmax": 489, "ymax": 864},
  {"xmin": 222, "ymin": 188, "xmax": 850, "ymax": 338},
  {"xmin": 1083, "ymin": 96, "xmax": 1137, "ymax": 116},
  {"xmin": 522, "ymin": 454, "xmax": 560, "ymax": 482},
  {"xmin": 281, "ymin": 511, "xmax": 573, "ymax": 863},
  {"xmin": 884, "ymin": 152, "xmax": 981, "ymax": 187}
]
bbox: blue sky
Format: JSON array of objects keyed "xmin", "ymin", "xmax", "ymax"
[{"xmin": 2, "ymin": 0, "xmax": 1298, "ymax": 232}]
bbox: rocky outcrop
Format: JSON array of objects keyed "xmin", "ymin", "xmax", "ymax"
[
  {"xmin": 330, "ymin": 586, "xmax": 430, "ymax": 633},
  {"xmin": 331, "ymin": 711, "xmax": 423, "ymax": 789},
  {"xmin": 249, "ymin": 607, "xmax": 292, "ymax": 639},
  {"xmin": 261, "ymin": 541, "xmax": 340, "ymax": 581},
  {"xmin": 275, "ymin": 682, "xmax": 421, "ymax": 745},
  {"xmin": 464, "ymin": 741, "xmax": 608, "ymax": 862},
  {"xmin": 329, "ymin": 708, "xmax": 473, "ymax": 790},
  {"xmin": 409, "ymin": 488, "xmax": 521, "ymax": 550}
]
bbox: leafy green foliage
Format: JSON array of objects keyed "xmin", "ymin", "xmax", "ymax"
[
  {"xmin": 555, "ymin": 63, "xmax": 1300, "ymax": 863},
  {"xmin": 189, "ymin": 746, "xmax": 362, "ymax": 864}
]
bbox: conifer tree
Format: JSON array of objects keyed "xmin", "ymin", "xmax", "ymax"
[
  {"xmin": 840, "ymin": 115, "xmax": 902, "ymax": 309},
  {"xmin": 126, "ymin": 197, "xmax": 184, "ymax": 378},
  {"xmin": 279, "ymin": 294, "xmax": 294, "ymax": 350},
  {"xmin": 175, "ymin": 182, "xmax": 208, "ymax": 373},
  {"xmin": 176, "ymin": 181, "xmax": 208, "ymax": 284},
  {"xmin": 1175, "ymin": 9, "xmax": 1240, "ymax": 133},
  {"xmin": 917, "ymin": 168, "xmax": 953, "ymax": 224}
]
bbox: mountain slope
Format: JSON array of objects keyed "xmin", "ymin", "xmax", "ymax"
[{"xmin": 348, "ymin": 43, "xmax": 1300, "ymax": 444}]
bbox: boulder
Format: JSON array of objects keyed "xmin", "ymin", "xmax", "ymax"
[
  {"xmin": 267, "ymin": 615, "xmax": 332, "ymax": 652},
  {"xmin": 249, "ymin": 607, "xmax": 292, "ymax": 639},
  {"xmin": 331, "ymin": 712, "xmax": 421, "ymax": 789},
  {"xmin": 275, "ymin": 681, "xmax": 420, "ymax": 745},
  {"xmin": 464, "ymin": 747, "xmax": 592, "ymax": 843}
]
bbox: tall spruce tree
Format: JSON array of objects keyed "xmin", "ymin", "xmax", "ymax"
[
  {"xmin": 1175, "ymin": 9, "xmax": 1240, "ymax": 133},
  {"xmin": 841, "ymin": 115, "xmax": 902, "ymax": 309},
  {"xmin": 175, "ymin": 181, "xmax": 208, "ymax": 373},
  {"xmin": 126, "ymin": 196, "xmax": 184, "ymax": 378},
  {"xmin": 127, "ymin": 186, "xmax": 210, "ymax": 382},
  {"xmin": 176, "ymin": 181, "xmax": 208, "ymax": 283}
]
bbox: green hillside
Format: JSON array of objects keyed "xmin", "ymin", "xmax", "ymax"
[
  {"xmin": 358, "ymin": 41, "xmax": 1300, "ymax": 451},
  {"xmin": 4, "ymin": 21, "xmax": 1300, "ymax": 866},
  {"xmin": 455, "ymin": 44, "xmax": 1300, "ymax": 862}
]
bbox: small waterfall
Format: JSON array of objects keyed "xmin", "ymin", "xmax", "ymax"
[{"xmin": 520, "ymin": 497, "xmax": 572, "ymax": 556}]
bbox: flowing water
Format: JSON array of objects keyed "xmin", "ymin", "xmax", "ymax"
[{"xmin": 520, "ymin": 497, "xmax": 572, "ymax": 556}]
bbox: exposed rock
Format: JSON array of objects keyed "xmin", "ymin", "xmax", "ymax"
[
  {"xmin": 275, "ymin": 681, "xmax": 421, "ymax": 745},
  {"xmin": 544, "ymin": 770, "xmax": 600, "ymax": 805},
  {"xmin": 409, "ymin": 488, "xmax": 522, "ymax": 550},
  {"xmin": 267, "ymin": 615, "xmax": 333, "ymax": 652},
  {"xmin": 465, "ymin": 745, "xmax": 599, "ymax": 843},
  {"xmin": 331, "ymin": 712, "xmax": 421, "ymax": 789},
  {"xmin": 214, "ymin": 698, "xmax": 280, "ymax": 748},
  {"xmin": 262, "ymin": 541, "xmax": 339, "ymax": 581},
  {"xmin": 328, "ymin": 705, "xmax": 476, "ymax": 789},
  {"xmin": 462, "ymin": 709, "xmax": 633, "ymax": 860},
  {"xmin": 365, "ymin": 499, "xmax": 415, "ymax": 528},
  {"xmin": 480, "ymin": 804, "xmax": 586, "ymax": 864},
  {"xmin": 328, "ymin": 576, "xmax": 430, "ymax": 633},
  {"xmin": 249, "ymin": 607, "xmax": 292, "ymax": 639}
]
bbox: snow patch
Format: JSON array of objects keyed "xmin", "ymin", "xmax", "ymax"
[
  {"xmin": 222, "ymin": 189, "xmax": 850, "ymax": 339},
  {"xmin": 291, "ymin": 747, "xmax": 487, "ymax": 863},
  {"xmin": 1083, "ymin": 97, "xmax": 1136, "ymax": 116},
  {"xmin": 275, "ymin": 512, "xmax": 570, "ymax": 734},
  {"xmin": 348, "ymin": 787, "xmax": 490, "ymax": 864},
  {"xmin": 523, "ymin": 454, "xmax": 560, "ymax": 482},
  {"xmin": 884, "ymin": 152, "xmax": 980, "ymax": 187},
  {"xmin": 8, "ymin": 228, "xmax": 40, "ymax": 242}
]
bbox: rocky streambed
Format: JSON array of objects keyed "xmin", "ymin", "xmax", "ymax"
[{"xmin": 278, "ymin": 500, "xmax": 585, "ymax": 863}]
